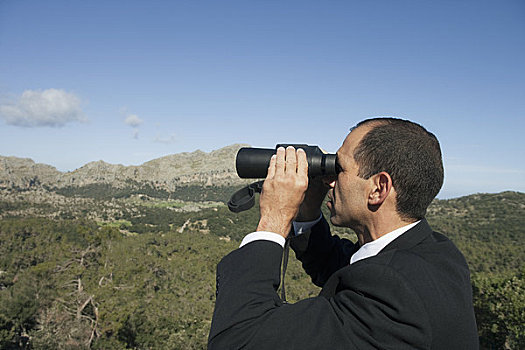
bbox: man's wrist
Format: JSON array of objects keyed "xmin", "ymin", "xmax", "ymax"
[{"xmin": 256, "ymin": 217, "xmax": 292, "ymax": 239}]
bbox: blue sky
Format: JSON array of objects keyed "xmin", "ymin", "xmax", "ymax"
[{"xmin": 0, "ymin": 0, "xmax": 524, "ymax": 198}]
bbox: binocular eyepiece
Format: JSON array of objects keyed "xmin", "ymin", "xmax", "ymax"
[{"xmin": 235, "ymin": 144, "xmax": 338, "ymax": 178}]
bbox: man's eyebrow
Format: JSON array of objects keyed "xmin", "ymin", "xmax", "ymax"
[{"xmin": 336, "ymin": 151, "xmax": 343, "ymax": 162}]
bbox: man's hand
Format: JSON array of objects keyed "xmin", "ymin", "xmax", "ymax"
[
  {"xmin": 295, "ymin": 174, "xmax": 332, "ymax": 222},
  {"xmin": 256, "ymin": 146, "xmax": 309, "ymax": 238}
]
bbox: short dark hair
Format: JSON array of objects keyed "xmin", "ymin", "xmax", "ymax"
[{"xmin": 352, "ymin": 117, "xmax": 444, "ymax": 220}]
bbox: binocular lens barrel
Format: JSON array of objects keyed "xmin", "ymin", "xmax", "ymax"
[{"xmin": 235, "ymin": 145, "xmax": 337, "ymax": 178}]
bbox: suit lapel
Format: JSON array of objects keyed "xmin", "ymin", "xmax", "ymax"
[
  {"xmin": 380, "ymin": 218, "xmax": 433, "ymax": 253},
  {"xmin": 319, "ymin": 219, "xmax": 433, "ymax": 298}
]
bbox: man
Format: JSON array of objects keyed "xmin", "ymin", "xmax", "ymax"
[{"xmin": 209, "ymin": 118, "xmax": 478, "ymax": 349}]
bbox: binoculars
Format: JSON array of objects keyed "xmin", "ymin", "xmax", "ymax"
[
  {"xmin": 228, "ymin": 145, "xmax": 337, "ymax": 212},
  {"xmin": 235, "ymin": 144, "xmax": 338, "ymax": 178}
]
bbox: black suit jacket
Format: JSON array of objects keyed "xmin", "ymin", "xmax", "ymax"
[{"xmin": 208, "ymin": 217, "xmax": 478, "ymax": 349}]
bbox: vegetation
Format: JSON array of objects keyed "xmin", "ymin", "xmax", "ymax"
[
  {"xmin": 52, "ymin": 183, "xmax": 243, "ymax": 203},
  {"xmin": 428, "ymin": 192, "xmax": 525, "ymax": 275},
  {"xmin": 52, "ymin": 183, "xmax": 172, "ymax": 200},
  {"xmin": 0, "ymin": 189, "xmax": 523, "ymax": 349},
  {"xmin": 472, "ymin": 269, "xmax": 525, "ymax": 349}
]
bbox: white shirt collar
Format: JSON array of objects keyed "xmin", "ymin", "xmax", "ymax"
[{"xmin": 350, "ymin": 220, "xmax": 421, "ymax": 264}]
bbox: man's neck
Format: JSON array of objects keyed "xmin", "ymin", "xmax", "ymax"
[{"xmin": 357, "ymin": 216, "xmax": 417, "ymax": 245}]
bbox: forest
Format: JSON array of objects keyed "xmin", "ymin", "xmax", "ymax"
[{"xmin": 0, "ymin": 188, "xmax": 523, "ymax": 349}]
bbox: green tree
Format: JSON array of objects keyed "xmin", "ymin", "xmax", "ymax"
[{"xmin": 473, "ymin": 269, "xmax": 525, "ymax": 349}]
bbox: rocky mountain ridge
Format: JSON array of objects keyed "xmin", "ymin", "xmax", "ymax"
[{"xmin": 0, "ymin": 144, "xmax": 251, "ymax": 191}]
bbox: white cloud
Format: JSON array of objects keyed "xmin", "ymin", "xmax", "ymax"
[
  {"xmin": 123, "ymin": 113, "xmax": 143, "ymax": 140},
  {"xmin": 154, "ymin": 133, "xmax": 178, "ymax": 144},
  {"xmin": 124, "ymin": 114, "xmax": 143, "ymax": 127},
  {"xmin": 0, "ymin": 89, "xmax": 86, "ymax": 127}
]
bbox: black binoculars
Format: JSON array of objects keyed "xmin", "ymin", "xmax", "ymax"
[
  {"xmin": 235, "ymin": 144, "xmax": 338, "ymax": 178},
  {"xmin": 228, "ymin": 145, "xmax": 337, "ymax": 212}
]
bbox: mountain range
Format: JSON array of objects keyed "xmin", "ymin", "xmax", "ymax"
[{"xmin": 0, "ymin": 144, "xmax": 251, "ymax": 191}]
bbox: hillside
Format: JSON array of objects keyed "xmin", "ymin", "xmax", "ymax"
[
  {"xmin": 1, "ymin": 186, "xmax": 523, "ymax": 274},
  {"xmin": 425, "ymin": 192, "xmax": 524, "ymax": 276},
  {"xmin": 0, "ymin": 176, "xmax": 523, "ymax": 348}
]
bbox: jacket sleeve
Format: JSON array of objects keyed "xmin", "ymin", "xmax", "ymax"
[
  {"xmin": 208, "ymin": 240, "xmax": 432, "ymax": 350},
  {"xmin": 290, "ymin": 216, "xmax": 359, "ymax": 287}
]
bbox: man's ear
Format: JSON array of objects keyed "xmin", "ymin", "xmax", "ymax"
[{"xmin": 368, "ymin": 171, "xmax": 392, "ymax": 206}]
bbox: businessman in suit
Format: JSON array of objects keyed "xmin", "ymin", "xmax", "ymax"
[{"xmin": 209, "ymin": 118, "xmax": 478, "ymax": 349}]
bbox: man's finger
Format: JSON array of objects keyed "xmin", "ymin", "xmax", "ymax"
[
  {"xmin": 297, "ymin": 148, "xmax": 308, "ymax": 177},
  {"xmin": 285, "ymin": 146, "xmax": 297, "ymax": 173},
  {"xmin": 275, "ymin": 147, "xmax": 286, "ymax": 175},
  {"xmin": 266, "ymin": 154, "xmax": 276, "ymax": 180}
]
